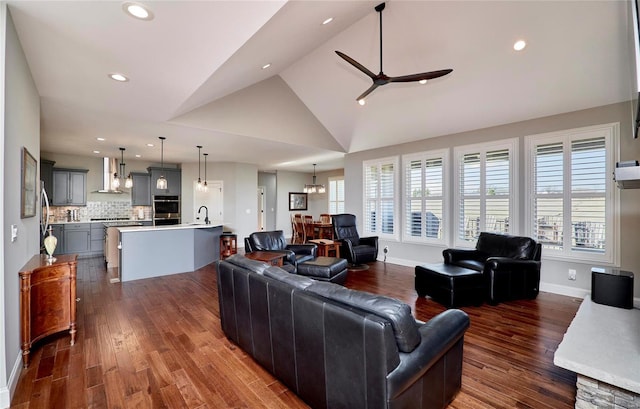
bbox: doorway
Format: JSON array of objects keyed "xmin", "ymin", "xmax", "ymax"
[
  {"xmin": 193, "ymin": 181, "xmax": 223, "ymax": 225},
  {"xmin": 257, "ymin": 186, "xmax": 265, "ymax": 231}
]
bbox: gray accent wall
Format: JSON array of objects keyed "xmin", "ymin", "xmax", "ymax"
[
  {"xmin": 2, "ymin": 6, "xmax": 41, "ymax": 402},
  {"xmin": 344, "ymin": 101, "xmax": 640, "ymax": 299}
]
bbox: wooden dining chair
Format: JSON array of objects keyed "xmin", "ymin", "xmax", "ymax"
[
  {"xmin": 293, "ymin": 214, "xmax": 305, "ymax": 243},
  {"xmin": 319, "ymin": 214, "xmax": 333, "ymax": 239},
  {"xmin": 303, "ymin": 215, "xmax": 315, "ymax": 241}
]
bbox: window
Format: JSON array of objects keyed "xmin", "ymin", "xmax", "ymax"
[
  {"xmin": 454, "ymin": 139, "xmax": 517, "ymax": 246},
  {"xmin": 403, "ymin": 149, "xmax": 448, "ymax": 243},
  {"xmin": 328, "ymin": 177, "xmax": 344, "ymax": 214},
  {"xmin": 363, "ymin": 157, "xmax": 399, "ymax": 239},
  {"xmin": 526, "ymin": 123, "xmax": 618, "ymax": 263}
]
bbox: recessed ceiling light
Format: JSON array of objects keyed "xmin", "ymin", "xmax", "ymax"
[
  {"xmin": 109, "ymin": 73, "xmax": 129, "ymax": 82},
  {"xmin": 93, "ymin": 150, "xmax": 100, "ymax": 154},
  {"xmin": 322, "ymin": 17, "xmax": 333, "ymax": 25},
  {"xmin": 122, "ymin": 2, "xmax": 154, "ymax": 21},
  {"xmin": 146, "ymin": 143, "xmax": 154, "ymax": 147},
  {"xmin": 96, "ymin": 137, "xmax": 105, "ymax": 141},
  {"xmin": 261, "ymin": 63, "xmax": 271, "ymax": 70},
  {"xmin": 135, "ymin": 154, "xmax": 141, "ymax": 158},
  {"xmin": 513, "ymin": 40, "xmax": 526, "ymax": 51},
  {"xmin": 419, "ymin": 79, "xmax": 427, "ymax": 85}
]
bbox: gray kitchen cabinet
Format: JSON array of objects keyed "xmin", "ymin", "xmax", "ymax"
[
  {"xmin": 63, "ymin": 223, "xmax": 91, "ymax": 255},
  {"xmin": 148, "ymin": 167, "xmax": 181, "ymax": 197},
  {"xmin": 40, "ymin": 159, "xmax": 55, "ymax": 193},
  {"xmin": 52, "ymin": 168, "xmax": 88, "ymax": 205},
  {"xmin": 90, "ymin": 223, "xmax": 104, "ymax": 255},
  {"xmin": 50, "ymin": 224, "xmax": 64, "ymax": 254},
  {"xmin": 131, "ymin": 172, "xmax": 151, "ymax": 206}
]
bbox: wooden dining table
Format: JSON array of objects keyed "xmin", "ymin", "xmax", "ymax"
[{"xmin": 308, "ymin": 222, "xmax": 333, "ymax": 240}]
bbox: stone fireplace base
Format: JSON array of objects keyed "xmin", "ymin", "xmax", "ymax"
[{"xmin": 577, "ymin": 375, "xmax": 639, "ymax": 409}]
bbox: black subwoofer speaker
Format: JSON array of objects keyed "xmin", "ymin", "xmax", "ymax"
[{"xmin": 591, "ymin": 267, "xmax": 634, "ymax": 309}]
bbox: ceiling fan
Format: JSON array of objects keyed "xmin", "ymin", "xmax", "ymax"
[{"xmin": 336, "ymin": 2, "xmax": 453, "ymax": 104}]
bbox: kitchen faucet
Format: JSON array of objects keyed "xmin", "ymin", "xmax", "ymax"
[{"xmin": 197, "ymin": 206, "xmax": 210, "ymax": 224}]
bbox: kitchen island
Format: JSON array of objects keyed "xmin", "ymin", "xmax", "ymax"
[{"xmin": 117, "ymin": 223, "xmax": 223, "ymax": 282}]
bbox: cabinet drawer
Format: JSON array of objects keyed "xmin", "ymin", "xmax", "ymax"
[{"xmin": 65, "ymin": 223, "xmax": 91, "ymax": 230}]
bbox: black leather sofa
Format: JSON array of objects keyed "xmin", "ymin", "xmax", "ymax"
[
  {"xmin": 218, "ymin": 255, "xmax": 470, "ymax": 409},
  {"xmin": 244, "ymin": 230, "xmax": 316, "ymax": 273},
  {"xmin": 416, "ymin": 232, "xmax": 541, "ymax": 306}
]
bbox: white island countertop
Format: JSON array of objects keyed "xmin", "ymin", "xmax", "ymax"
[
  {"xmin": 554, "ymin": 296, "xmax": 640, "ymax": 394},
  {"xmin": 118, "ymin": 223, "xmax": 222, "ymax": 232}
]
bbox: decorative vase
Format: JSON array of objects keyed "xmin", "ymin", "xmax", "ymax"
[{"xmin": 44, "ymin": 227, "xmax": 57, "ymax": 263}]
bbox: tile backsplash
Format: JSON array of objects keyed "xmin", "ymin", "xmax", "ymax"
[{"xmin": 49, "ymin": 201, "xmax": 151, "ymax": 221}]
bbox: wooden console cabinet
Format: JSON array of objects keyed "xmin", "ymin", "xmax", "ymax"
[{"xmin": 19, "ymin": 254, "xmax": 78, "ymax": 368}]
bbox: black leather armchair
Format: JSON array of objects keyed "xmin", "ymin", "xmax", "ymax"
[
  {"xmin": 443, "ymin": 232, "xmax": 542, "ymax": 304},
  {"xmin": 244, "ymin": 230, "xmax": 316, "ymax": 273},
  {"xmin": 332, "ymin": 214, "xmax": 378, "ymax": 265}
]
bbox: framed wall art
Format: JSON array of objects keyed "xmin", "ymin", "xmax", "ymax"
[
  {"xmin": 21, "ymin": 147, "xmax": 37, "ymax": 218},
  {"xmin": 289, "ymin": 192, "xmax": 308, "ymax": 211}
]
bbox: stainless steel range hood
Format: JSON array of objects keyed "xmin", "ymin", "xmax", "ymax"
[
  {"xmin": 95, "ymin": 157, "xmax": 123, "ymax": 193},
  {"xmin": 614, "ymin": 161, "xmax": 640, "ymax": 189}
]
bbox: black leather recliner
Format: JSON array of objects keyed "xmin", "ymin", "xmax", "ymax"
[
  {"xmin": 443, "ymin": 232, "xmax": 542, "ymax": 304},
  {"xmin": 332, "ymin": 213, "xmax": 378, "ymax": 265},
  {"xmin": 244, "ymin": 230, "xmax": 316, "ymax": 273}
]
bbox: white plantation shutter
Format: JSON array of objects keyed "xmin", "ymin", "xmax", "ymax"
[
  {"xmin": 527, "ymin": 124, "xmax": 616, "ymax": 263},
  {"xmin": 455, "ymin": 140, "xmax": 516, "ymax": 246},
  {"xmin": 364, "ymin": 158, "xmax": 398, "ymax": 238},
  {"xmin": 328, "ymin": 177, "xmax": 344, "ymax": 214},
  {"xmin": 403, "ymin": 150, "xmax": 447, "ymax": 243}
]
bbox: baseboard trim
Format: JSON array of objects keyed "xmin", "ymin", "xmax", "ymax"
[
  {"xmin": 539, "ymin": 282, "xmax": 589, "ymax": 299},
  {"xmin": 2, "ymin": 352, "xmax": 22, "ymax": 408}
]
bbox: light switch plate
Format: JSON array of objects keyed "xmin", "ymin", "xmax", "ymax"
[{"xmin": 11, "ymin": 225, "xmax": 18, "ymax": 242}]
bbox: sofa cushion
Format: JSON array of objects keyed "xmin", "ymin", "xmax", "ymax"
[
  {"xmin": 306, "ymin": 282, "xmax": 420, "ymax": 352},
  {"xmin": 476, "ymin": 232, "xmax": 537, "ymax": 260},
  {"xmin": 249, "ymin": 231, "xmax": 287, "ymax": 251},
  {"xmin": 263, "ymin": 266, "xmax": 315, "ymax": 290},
  {"xmin": 224, "ymin": 254, "xmax": 269, "ymax": 274}
]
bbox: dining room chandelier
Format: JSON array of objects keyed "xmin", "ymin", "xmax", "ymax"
[{"xmin": 303, "ymin": 164, "xmax": 325, "ymax": 194}]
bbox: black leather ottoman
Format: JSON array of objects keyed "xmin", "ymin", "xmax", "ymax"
[
  {"xmin": 297, "ymin": 257, "xmax": 348, "ymax": 284},
  {"xmin": 415, "ymin": 263, "xmax": 485, "ymax": 308}
]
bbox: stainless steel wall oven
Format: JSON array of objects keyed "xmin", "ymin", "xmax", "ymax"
[{"xmin": 153, "ymin": 195, "xmax": 181, "ymax": 225}]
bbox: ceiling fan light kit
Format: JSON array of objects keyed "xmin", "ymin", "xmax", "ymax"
[{"xmin": 336, "ymin": 2, "xmax": 453, "ymax": 103}]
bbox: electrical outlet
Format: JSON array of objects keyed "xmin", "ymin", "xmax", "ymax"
[
  {"xmin": 568, "ymin": 269, "xmax": 577, "ymax": 281},
  {"xmin": 383, "ymin": 246, "xmax": 389, "ymax": 253}
]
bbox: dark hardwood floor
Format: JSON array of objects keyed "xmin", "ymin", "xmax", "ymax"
[{"xmin": 11, "ymin": 256, "xmax": 580, "ymax": 408}]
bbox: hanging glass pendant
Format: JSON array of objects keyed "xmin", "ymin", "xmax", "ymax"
[{"xmin": 157, "ymin": 137, "xmax": 168, "ymax": 189}]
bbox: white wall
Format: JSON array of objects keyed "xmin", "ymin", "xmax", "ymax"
[
  {"xmin": 2, "ymin": 6, "xmax": 41, "ymax": 405},
  {"xmin": 344, "ymin": 101, "xmax": 640, "ymax": 299}
]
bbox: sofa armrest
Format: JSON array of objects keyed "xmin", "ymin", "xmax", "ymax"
[
  {"xmin": 386, "ymin": 309, "xmax": 470, "ymax": 398},
  {"xmin": 286, "ymin": 244, "xmax": 317, "ymax": 258},
  {"xmin": 359, "ymin": 236, "xmax": 379, "ymax": 249},
  {"xmin": 442, "ymin": 248, "xmax": 484, "ymax": 264},
  {"xmin": 484, "ymin": 257, "xmax": 541, "ymax": 273}
]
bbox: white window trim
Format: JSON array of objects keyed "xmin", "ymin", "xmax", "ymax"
[
  {"xmin": 524, "ymin": 122, "xmax": 619, "ymax": 265},
  {"xmin": 363, "ymin": 156, "xmax": 400, "ymax": 241},
  {"xmin": 401, "ymin": 148, "xmax": 449, "ymax": 246},
  {"xmin": 327, "ymin": 176, "xmax": 344, "ymax": 214},
  {"xmin": 453, "ymin": 138, "xmax": 519, "ymax": 248}
]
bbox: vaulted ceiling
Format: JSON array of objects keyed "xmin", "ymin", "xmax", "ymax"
[{"xmin": 8, "ymin": 1, "xmax": 633, "ymax": 172}]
